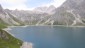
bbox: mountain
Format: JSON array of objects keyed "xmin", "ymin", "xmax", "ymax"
[
  {"xmin": 51, "ymin": 0, "xmax": 85, "ymax": 26},
  {"xmin": 0, "ymin": 0, "xmax": 85, "ymax": 26},
  {"xmin": 0, "ymin": 5, "xmax": 22, "ymax": 26},
  {"xmin": 34, "ymin": 5, "xmax": 56, "ymax": 14},
  {"xmin": 0, "ymin": 4, "xmax": 6, "ymax": 14},
  {"xmin": 32, "ymin": 0, "xmax": 85, "ymax": 26},
  {"xmin": 62, "ymin": 0, "xmax": 85, "ymax": 18},
  {"xmin": 33, "ymin": 0, "xmax": 85, "ymax": 26}
]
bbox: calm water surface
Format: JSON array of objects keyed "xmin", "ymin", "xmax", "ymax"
[{"xmin": 9, "ymin": 26, "xmax": 85, "ymax": 48}]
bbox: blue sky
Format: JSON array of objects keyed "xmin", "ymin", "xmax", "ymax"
[
  {"xmin": 26, "ymin": 0, "xmax": 53, "ymax": 8},
  {"xmin": 0, "ymin": 0, "xmax": 66, "ymax": 10}
]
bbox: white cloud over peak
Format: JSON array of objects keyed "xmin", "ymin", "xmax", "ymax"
[
  {"xmin": 40, "ymin": 0, "xmax": 66, "ymax": 8},
  {"xmin": 53, "ymin": 0, "xmax": 66, "ymax": 7},
  {"xmin": 0, "ymin": 0, "xmax": 31, "ymax": 10},
  {"xmin": 0, "ymin": 0, "xmax": 66, "ymax": 10}
]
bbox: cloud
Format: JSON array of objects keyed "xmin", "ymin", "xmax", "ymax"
[
  {"xmin": 53, "ymin": 0, "xmax": 66, "ymax": 7},
  {"xmin": 41, "ymin": 0, "xmax": 66, "ymax": 8},
  {"xmin": 0, "ymin": 0, "xmax": 66, "ymax": 10},
  {"xmin": 0, "ymin": 0, "xmax": 31, "ymax": 10}
]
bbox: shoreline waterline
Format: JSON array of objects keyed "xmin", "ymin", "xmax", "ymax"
[
  {"xmin": 4, "ymin": 25, "xmax": 85, "ymax": 29},
  {"xmin": 2, "ymin": 25, "xmax": 85, "ymax": 37}
]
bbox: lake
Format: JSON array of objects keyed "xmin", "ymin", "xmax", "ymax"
[{"xmin": 8, "ymin": 26, "xmax": 85, "ymax": 48}]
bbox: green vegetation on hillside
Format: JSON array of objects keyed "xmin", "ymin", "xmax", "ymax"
[
  {"xmin": 0, "ymin": 18, "xmax": 8, "ymax": 29},
  {"xmin": 0, "ymin": 29, "xmax": 22, "ymax": 48},
  {"xmin": 0, "ymin": 23, "xmax": 7, "ymax": 29}
]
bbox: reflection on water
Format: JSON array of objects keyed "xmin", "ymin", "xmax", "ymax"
[{"xmin": 9, "ymin": 26, "xmax": 85, "ymax": 48}]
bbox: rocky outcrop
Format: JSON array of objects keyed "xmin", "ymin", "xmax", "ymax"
[
  {"xmin": 0, "ymin": 29, "xmax": 9, "ymax": 40},
  {"xmin": 20, "ymin": 42, "xmax": 33, "ymax": 48}
]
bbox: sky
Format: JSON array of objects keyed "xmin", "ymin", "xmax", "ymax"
[{"xmin": 0, "ymin": 0, "xmax": 66, "ymax": 10}]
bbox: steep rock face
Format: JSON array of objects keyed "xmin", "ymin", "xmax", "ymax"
[
  {"xmin": 0, "ymin": 5, "xmax": 20, "ymax": 25},
  {"xmin": 0, "ymin": 29, "xmax": 9, "ymax": 40},
  {"xmin": 0, "ymin": 4, "xmax": 6, "ymax": 15},
  {"xmin": 52, "ymin": 0, "xmax": 85, "ymax": 26},
  {"xmin": 62, "ymin": 0, "xmax": 85, "ymax": 18}
]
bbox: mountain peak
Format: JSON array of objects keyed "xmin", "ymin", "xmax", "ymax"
[
  {"xmin": 0, "ymin": 4, "xmax": 6, "ymax": 15},
  {"xmin": 47, "ymin": 5, "xmax": 56, "ymax": 11},
  {"xmin": 0, "ymin": 4, "xmax": 3, "ymax": 11},
  {"xmin": 49, "ymin": 5, "xmax": 56, "ymax": 8},
  {"xmin": 33, "ymin": 5, "xmax": 56, "ymax": 14}
]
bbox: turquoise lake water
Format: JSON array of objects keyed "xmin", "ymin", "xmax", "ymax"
[{"xmin": 9, "ymin": 26, "xmax": 85, "ymax": 48}]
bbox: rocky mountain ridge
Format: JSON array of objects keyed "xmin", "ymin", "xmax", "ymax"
[{"xmin": 0, "ymin": 0, "xmax": 85, "ymax": 26}]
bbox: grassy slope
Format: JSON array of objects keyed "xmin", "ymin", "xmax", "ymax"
[
  {"xmin": 0, "ymin": 24, "xmax": 22, "ymax": 48},
  {"xmin": 0, "ymin": 29, "xmax": 22, "ymax": 48},
  {"xmin": 0, "ymin": 18, "xmax": 8, "ymax": 29}
]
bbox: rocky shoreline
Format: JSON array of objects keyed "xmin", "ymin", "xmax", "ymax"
[{"xmin": 20, "ymin": 42, "xmax": 33, "ymax": 48}]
